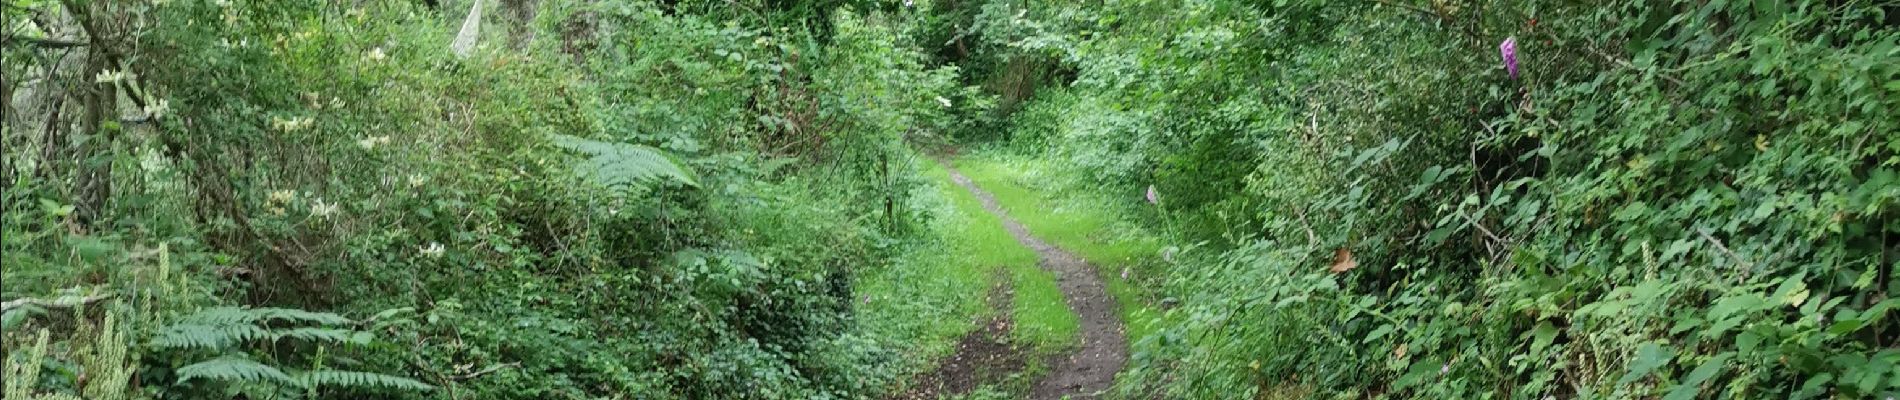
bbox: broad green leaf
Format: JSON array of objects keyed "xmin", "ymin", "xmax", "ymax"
[
  {"xmin": 1662, "ymin": 353, "xmax": 1733, "ymax": 400},
  {"xmin": 1618, "ymin": 342, "xmax": 1672, "ymax": 386}
]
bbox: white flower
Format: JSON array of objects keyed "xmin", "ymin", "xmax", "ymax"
[
  {"xmin": 419, "ymin": 242, "xmax": 445, "ymax": 258},
  {"xmin": 272, "ymin": 116, "xmax": 314, "ymax": 132},
  {"xmin": 357, "ymin": 136, "xmax": 389, "ymax": 150},
  {"xmin": 267, "ymin": 189, "xmax": 296, "ymax": 204},
  {"xmin": 94, "ymin": 70, "xmax": 126, "ymax": 84},
  {"xmin": 935, "ymin": 96, "xmax": 952, "ymax": 108},
  {"xmin": 143, "ymin": 99, "xmax": 171, "ymax": 119},
  {"xmin": 408, "ymin": 174, "xmax": 428, "ymax": 188},
  {"xmin": 367, "ymin": 47, "xmax": 386, "ymax": 61},
  {"xmin": 309, "ymin": 198, "xmax": 338, "ymax": 218}
]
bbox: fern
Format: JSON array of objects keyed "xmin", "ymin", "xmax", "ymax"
[
  {"xmin": 273, "ymin": 327, "xmax": 369, "ymax": 344},
  {"xmin": 175, "ymin": 356, "xmax": 296, "ymax": 385},
  {"xmin": 551, "ymin": 134, "xmax": 699, "ymax": 191},
  {"xmin": 151, "ymin": 307, "xmax": 362, "ymax": 350},
  {"xmin": 293, "ymin": 370, "xmax": 436, "ymax": 391},
  {"xmin": 173, "ymin": 306, "xmax": 352, "ymax": 325},
  {"xmin": 150, "ymin": 321, "xmax": 271, "ymax": 350},
  {"xmin": 153, "ymin": 306, "xmax": 432, "ymax": 393},
  {"xmin": 249, "ymin": 307, "xmax": 353, "ymax": 325}
]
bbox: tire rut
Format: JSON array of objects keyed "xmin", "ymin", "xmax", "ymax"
[{"xmin": 941, "ymin": 161, "xmax": 1127, "ymax": 400}]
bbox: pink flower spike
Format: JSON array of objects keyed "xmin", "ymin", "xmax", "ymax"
[
  {"xmin": 1145, "ymin": 184, "xmax": 1159, "ymax": 205},
  {"xmin": 1499, "ymin": 37, "xmax": 1519, "ymax": 79}
]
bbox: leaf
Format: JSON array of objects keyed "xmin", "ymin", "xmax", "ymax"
[
  {"xmin": 2, "ymin": 306, "xmax": 45, "ymax": 332},
  {"xmin": 1529, "ymin": 322, "xmax": 1558, "ymax": 355},
  {"xmin": 1329, "ymin": 247, "xmax": 1357, "ymax": 273},
  {"xmin": 1363, "ymin": 324, "xmax": 1395, "ymax": 344},
  {"xmin": 1618, "ymin": 342, "xmax": 1672, "ymax": 385},
  {"xmin": 1662, "ymin": 353, "xmax": 1733, "ymax": 400}
]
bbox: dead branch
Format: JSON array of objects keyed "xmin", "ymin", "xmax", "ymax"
[{"xmin": 2, "ymin": 293, "xmax": 114, "ymax": 312}]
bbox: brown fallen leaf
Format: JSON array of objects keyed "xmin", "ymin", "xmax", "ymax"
[{"xmin": 1329, "ymin": 247, "xmax": 1357, "ymax": 274}]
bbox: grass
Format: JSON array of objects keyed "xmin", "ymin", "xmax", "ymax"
[
  {"xmin": 949, "ymin": 152, "xmax": 1169, "ymax": 350},
  {"xmin": 857, "ymin": 158, "xmax": 1085, "ymax": 396},
  {"xmin": 920, "ymin": 161, "xmax": 1079, "ymax": 351}
]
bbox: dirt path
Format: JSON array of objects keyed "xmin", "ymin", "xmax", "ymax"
[
  {"xmin": 893, "ymin": 279, "xmax": 1028, "ymax": 399},
  {"xmin": 942, "ymin": 162, "xmax": 1128, "ymax": 400}
]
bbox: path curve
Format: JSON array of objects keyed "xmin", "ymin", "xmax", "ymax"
[{"xmin": 942, "ymin": 162, "xmax": 1127, "ymax": 400}]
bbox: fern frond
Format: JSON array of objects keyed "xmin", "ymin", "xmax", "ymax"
[
  {"xmin": 149, "ymin": 322, "xmax": 272, "ymax": 350},
  {"xmin": 176, "ymin": 306, "xmax": 259, "ymax": 325},
  {"xmin": 175, "ymin": 356, "xmax": 295, "ymax": 386},
  {"xmin": 251, "ymin": 307, "xmax": 352, "ymax": 325},
  {"xmin": 293, "ymin": 370, "xmax": 435, "ymax": 391},
  {"xmin": 273, "ymin": 327, "xmax": 370, "ymax": 345},
  {"xmin": 551, "ymin": 134, "xmax": 699, "ymax": 190}
]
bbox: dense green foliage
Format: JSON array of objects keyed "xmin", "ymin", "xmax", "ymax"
[
  {"xmin": 6, "ymin": 0, "xmax": 1895, "ymax": 399},
  {"xmin": 4, "ymin": 0, "xmax": 978, "ymax": 398},
  {"xmin": 927, "ymin": 0, "xmax": 1898, "ymax": 398}
]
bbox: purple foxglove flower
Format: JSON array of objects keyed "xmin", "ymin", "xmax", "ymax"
[
  {"xmin": 1499, "ymin": 37, "xmax": 1519, "ymax": 79},
  {"xmin": 1145, "ymin": 184, "xmax": 1159, "ymax": 205}
]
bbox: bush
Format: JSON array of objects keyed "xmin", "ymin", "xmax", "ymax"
[{"xmin": 953, "ymin": 0, "xmax": 1899, "ymax": 398}]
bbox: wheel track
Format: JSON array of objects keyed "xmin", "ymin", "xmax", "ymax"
[{"xmin": 941, "ymin": 161, "xmax": 1127, "ymax": 400}]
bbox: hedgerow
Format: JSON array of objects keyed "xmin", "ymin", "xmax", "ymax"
[{"xmin": 936, "ymin": 0, "xmax": 1898, "ymax": 398}]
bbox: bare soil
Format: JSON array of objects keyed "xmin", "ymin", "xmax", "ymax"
[{"xmin": 892, "ymin": 279, "xmax": 1028, "ymax": 399}]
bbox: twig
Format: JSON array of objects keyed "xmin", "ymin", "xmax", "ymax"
[
  {"xmin": 1459, "ymin": 211, "xmax": 1505, "ymax": 245},
  {"xmin": 1293, "ymin": 207, "xmax": 1319, "ymax": 247},
  {"xmin": 1, "ymin": 293, "xmax": 113, "ymax": 312},
  {"xmin": 1695, "ymin": 228, "xmax": 1754, "ymax": 271},
  {"xmin": 454, "ymin": 362, "xmax": 520, "ymax": 381},
  {"xmin": 4, "ymin": 36, "xmax": 89, "ymax": 49},
  {"xmin": 1370, "ymin": 0, "xmax": 1441, "ymax": 22},
  {"xmin": 1579, "ymin": 43, "xmax": 1686, "ymax": 87}
]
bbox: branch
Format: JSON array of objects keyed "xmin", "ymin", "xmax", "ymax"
[
  {"xmin": 1579, "ymin": 43, "xmax": 1687, "ymax": 87},
  {"xmin": 1459, "ymin": 211, "xmax": 1506, "ymax": 245},
  {"xmin": 1, "ymin": 293, "xmax": 113, "ymax": 312},
  {"xmin": 1371, "ymin": 0, "xmax": 1440, "ymax": 21},
  {"xmin": 1293, "ymin": 207, "xmax": 1319, "ymax": 247},
  {"xmin": 3, "ymin": 36, "xmax": 89, "ymax": 49},
  {"xmin": 1695, "ymin": 228, "xmax": 1754, "ymax": 271},
  {"xmin": 454, "ymin": 362, "xmax": 520, "ymax": 381}
]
